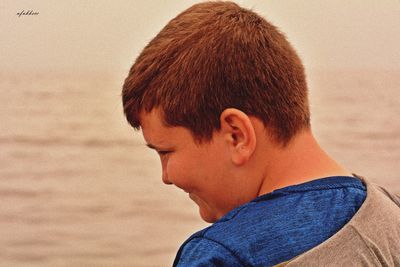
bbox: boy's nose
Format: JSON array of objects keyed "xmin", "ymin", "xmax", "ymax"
[{"xmin": 161, "ymin": 164, "xmax": 172, "ymax": 185}]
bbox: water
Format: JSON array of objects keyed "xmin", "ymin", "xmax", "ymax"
[{"xmin": 0, "ymin": 69, "xmax": 399, "ymax": 266}]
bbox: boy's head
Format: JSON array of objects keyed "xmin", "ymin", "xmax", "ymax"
[{"xmin": 122, "ymin": 1, "xmax": 310, "ymax": 146}]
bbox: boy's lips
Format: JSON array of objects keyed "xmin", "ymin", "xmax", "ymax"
[
  {"xmin": 188, "ymin": 193, "xmax": 196, "ymax": 201},
  {"xmin": 188, "ymin": 193, "xmax": 202, "ymax": 205}
]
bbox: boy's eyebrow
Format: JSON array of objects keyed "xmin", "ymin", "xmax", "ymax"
[
  {"xmin": 146, "ymin": 143, "xmax": 157, "ymax": 150},
  {"xmin": 146, "ymin": 143, "xmax": 172, "ymax": 151},
  {"xmin": 146, "ymin": 143, "xmax": 167, "ymax": 151}
]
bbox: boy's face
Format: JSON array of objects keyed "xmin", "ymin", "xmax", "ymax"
[{"xmin": 140, "ymin": 109, "xmax": 248, "ymax": 223}]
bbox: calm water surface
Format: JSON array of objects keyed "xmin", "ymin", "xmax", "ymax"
[{"xmin": 0, "ymin": 70, "xmax": 399, "ymax": 266}]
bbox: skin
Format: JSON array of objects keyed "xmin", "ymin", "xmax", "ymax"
[{"xmin": 140, "ymin": 108, "xmax": 352, "ymax": 223}]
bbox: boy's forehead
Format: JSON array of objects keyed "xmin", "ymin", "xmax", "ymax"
[
  {"xmin": 139, "ymin": 110, "xmax": 167, "ymax": 140},
  {"xmin": 139, "ymin": 109, "xmax": 163, "ymax": 130},
  {"xmin": 139, "ymin": 109, "xmax": 190, "ymax": 146}
]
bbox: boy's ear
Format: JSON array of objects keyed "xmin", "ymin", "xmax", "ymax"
[{"xmin": 219, "ymin": 108, "xmax": 257, "ymax": 165}]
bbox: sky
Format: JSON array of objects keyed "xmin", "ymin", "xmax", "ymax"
[{"xmin": 1, "ymin": 0, "xmax": 399, "ymax": 73}]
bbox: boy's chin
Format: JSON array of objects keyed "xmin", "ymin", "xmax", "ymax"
[
  {"xmin": 199, "ymin": 209, "xmax": 217, "ymax": 223},
  {"xmin": 189, "ymin": 193, "xmax": 220, "ymax": 223},
  {"xmin": 198, "ymin": 205, "xmax": 219, "ymax": 223}
]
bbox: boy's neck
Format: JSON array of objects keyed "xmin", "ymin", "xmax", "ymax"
[{"xmin": 257, "ymin": 129, "xmax": 352, "ymax": 196}]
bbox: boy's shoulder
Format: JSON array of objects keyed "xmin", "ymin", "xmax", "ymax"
[
  {"xmin": 174, "ymin": 176, "xmax": 368, "ymax": 266},
  {"xmin": 283, "ymin": 177, "xmax": 400, "ymax": 266}
]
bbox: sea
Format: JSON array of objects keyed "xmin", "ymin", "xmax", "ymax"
[{"xmin": 0, "ymin": 69, "xmax": 399, "ymax": 267}]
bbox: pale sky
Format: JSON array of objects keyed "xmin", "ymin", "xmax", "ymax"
[{"xmin": 1, "ymin": 0, "xmax": 399, "ymax": 73}]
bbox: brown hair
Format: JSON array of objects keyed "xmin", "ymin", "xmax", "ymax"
[{"xmin": 122, "ymin": 1, "xmax": 310, "ymax": 145}]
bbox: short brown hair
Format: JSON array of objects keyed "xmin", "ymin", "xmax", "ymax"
[{"xmin": 122, "ymin": 1, "xmax": 310, "ymax": 145}]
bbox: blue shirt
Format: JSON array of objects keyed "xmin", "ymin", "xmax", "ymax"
[{"xmin": 173, "ymin": 176, "xmax": 367, "ymax": 267}]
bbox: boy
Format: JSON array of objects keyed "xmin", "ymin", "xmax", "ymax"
[{"xmin": 122, "ymin": 2, "xmax": 400, "ymax": 266}]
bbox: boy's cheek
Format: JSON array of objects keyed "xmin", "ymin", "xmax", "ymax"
[{"xmin": 166, "ymin": 162, "xmax": 188, "ymax": 188}]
